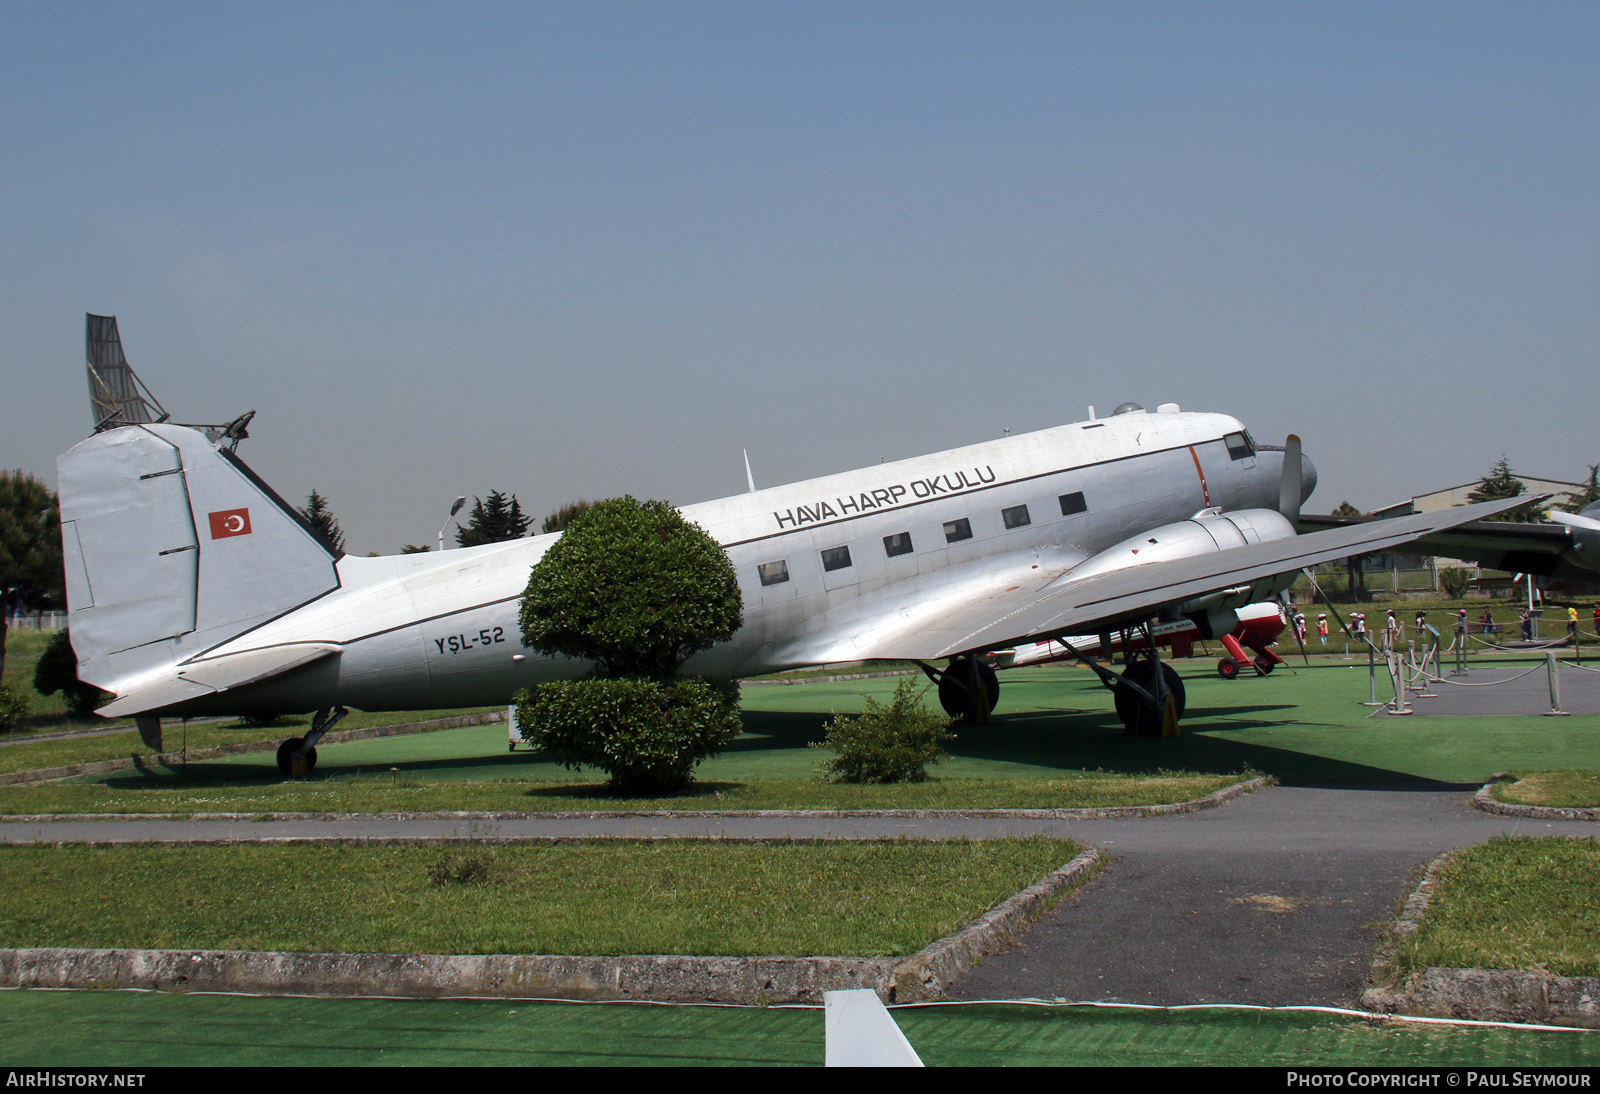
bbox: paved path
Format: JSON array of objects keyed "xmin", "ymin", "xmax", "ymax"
[
  {"xmin": 1410, "ymin": 658, "xmax": 1600, "ymax": 716},
  {"xmin": 3, "ymin": 786, "xmax": 1593, "ymax": 1008}
]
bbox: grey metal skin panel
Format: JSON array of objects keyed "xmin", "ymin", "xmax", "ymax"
[{"xmin": 58, "ymin": 423, "xmax": 339, "ymax": 706}]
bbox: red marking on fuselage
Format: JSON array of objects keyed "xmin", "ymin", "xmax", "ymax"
[{"xmin": 1188, "ymin": 446, "xmax": 1211, "ymax": 506}]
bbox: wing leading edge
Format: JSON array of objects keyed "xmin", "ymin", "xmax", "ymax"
[{"xmin": 854, "ymin": 495, "xmax": 1539, "ymax": 662}]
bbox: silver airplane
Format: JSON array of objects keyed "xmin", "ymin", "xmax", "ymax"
[{"xmin": 58, "ymin": 401, "xmax": 1535, "ymax": 773}]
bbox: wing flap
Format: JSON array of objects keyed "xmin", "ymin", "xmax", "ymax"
[{"xmin": 97, "ymin": 644, "xmax": 340, "ymax": 717}]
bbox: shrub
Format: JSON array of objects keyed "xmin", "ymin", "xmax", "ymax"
[
  {"xmin": 519, "ymin": 496, "xmax": 742, "ymax": 678},
  {"xmin": 812, "ymin": 677, "xmax": 954, "ymax": 784},
  {"xmin": 0, "ymin": 684, "xmax": 28, "ymax": 734},
  {"xmin": 1440, "ymin": 566, "xmax": 1473, "ymax": 599},
  {"xmin": 31, "ymin": 630, "xmax": 108, "ymax": 717},
  {"xmin": 517, "ymin": 495, "xmax": 745, "ymax": 792},
  {"xmin": 516, "ymin": 676, "xmax": 742, "ymax": 793}
]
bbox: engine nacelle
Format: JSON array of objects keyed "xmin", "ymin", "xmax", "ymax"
[{"xmin": 1064, "ymin": 508, "xmax": 1300, "ymax": 613}]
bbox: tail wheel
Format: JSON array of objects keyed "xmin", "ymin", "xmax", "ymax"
[
  {"xmin": 276, "ymin": 737, "xmax": 318, "ymax": 777},
  {"xmin": 937, "ymin": 657, "xmax": 1000, "ymax": 722},
  {"xmin": 1217, "ymin": 657, "xmax": 1240, "ymax": 680},
  {"xmin": 1114, "ymin": 662, "xmax": 1187, "ymax": 737}
]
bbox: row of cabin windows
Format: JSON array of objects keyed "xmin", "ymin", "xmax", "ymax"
[{"xmin": 757, "ymin": 490, "xmax": 1088, "ymax": 586}]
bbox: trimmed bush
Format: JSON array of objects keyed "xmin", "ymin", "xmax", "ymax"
[
  {"xmin": 517, "ymin": 495, "xmax": 745, "ymax": 791},
  {"xmin": 516, "ymin": 676, "xmax": 742, "ymax": 793},
  {"xmin": 812, "ymin": 677, "xmax": 954, "ymax": 784},
  {"xmin": 31, "ymin": 630, "xmax": 108, "ymax": 717},
  {"xmin": 519, "ymin": 496, "xmax": 742, "ymax": 678}
]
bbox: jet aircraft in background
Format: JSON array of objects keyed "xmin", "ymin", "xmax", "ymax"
[{"xmin": 59, "ymin": 321, "xmax": 1542, "ymax": 773}]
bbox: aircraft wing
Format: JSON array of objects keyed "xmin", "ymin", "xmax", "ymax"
[
  {"xmin": 1297, "ymin": 511, "xmax": 1578, "ymax": 578},
  {"xmin": 857, "ymin": 495, "xmax": 1535, "ymax": 662}
]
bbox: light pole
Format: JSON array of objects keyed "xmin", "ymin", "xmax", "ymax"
[{"xmin": 438, "ymin": 496, "xmax": 467, "ymax": 552}]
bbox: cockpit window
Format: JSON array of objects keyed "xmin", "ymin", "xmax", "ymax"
[{"xmin": 1224, "ymin": 432, "xmax": 1254, "ymax": 461}]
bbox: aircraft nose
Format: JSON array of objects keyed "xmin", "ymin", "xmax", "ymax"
[{"xmin": 1301, "ymin": 453, "xmax": 1318, "ymax": 503}]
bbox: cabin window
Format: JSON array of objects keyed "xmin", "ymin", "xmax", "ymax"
[
  {"xmin": 820, "ymin": 545, "xmax": 853, "ymax": 572},
  {"xmin": 943, "ymin": 517, "xmax": 973, "ymax": 543},
  {"xmin": 1224, "ymin": 431, "xmax": 1254, "ymax": 461},
  {"xmin": 883, "ymin": 531, "xmax": 914, "ymax": 557},
  {"xmin": 758, "ymin": 560, "xmax": 790, "ymax": 586},
  {"xmin": 1002, "ymin": 504, "xmax": 1031, "ymax": 529},
  {"xmin": 1058, "ymin": 492, "xmax": 1087, "ymax": 516}
]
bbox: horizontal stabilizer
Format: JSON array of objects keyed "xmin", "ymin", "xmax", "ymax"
[{"xmin": 99, "ymin": 644, "xmax": 339, "ymax": 717}]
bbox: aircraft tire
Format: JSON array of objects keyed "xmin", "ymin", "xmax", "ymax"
[
  {"xmin": 276, "ymin": 737, "xmax": 318, "ymax": 777},
  {"xmin": 1217, "ymin": 657, "xmax": 1240, "ymax": 680},
  {"xmin": 937, "ymin": 658, "xmax": 1000, "ymax": 722},
  {"xmin": 276, "ymin": 738, "xmax": 301, "ymax": 776},
  {"xmin": 1253, "ymin": 658, "xmax": 1275, "ymax": 675},
  {"xmin": 1114, "ymin": 663, "xmax": 1186, "ymax": 737}
]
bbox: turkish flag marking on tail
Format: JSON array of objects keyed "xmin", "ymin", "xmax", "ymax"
[{"xmin": 209, "ymin": 509, "xmax": 252, "ymax": 539}]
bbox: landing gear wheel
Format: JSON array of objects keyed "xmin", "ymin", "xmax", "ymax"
[
  {"xmin": 1114, "ymin": 662, "xmax": 1187, "ymax": 737},
  {"xmin": 937, "ymin": 657, "xmax": 1000, "ymax": 722},
  {"xmin": 1253, "ymin": 657, "xmax": 1275, "ymax": 675},
  {"xmin": 276, "ymin": 737, "xmax": 318, "ymax": 777},
  {"xmin": 1217, "ymin": 657, "xmax": 1240, "ymax": 680}
]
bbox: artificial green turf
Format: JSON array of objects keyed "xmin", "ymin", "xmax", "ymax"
[
  {"xmin": 0, "ymin": 993, "xmax": 1594, "ymax": 1067},
  {"xmin": 63, "ymin": 657, "xmax": 1600, "ymax": 793}
]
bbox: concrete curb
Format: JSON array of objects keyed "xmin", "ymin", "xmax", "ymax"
[
  {"xmin": 1362, "ymin": 848, "xmax": 1600, "ymax": 1029},
  {"xmin": 893, "ymin": 848, "xmax": 1103, "ymax": 1002},
  {"xmin": 0, "ymin": 711, "xmax": 508, "ymax": 787},
  {"xmin": 0, "ymin": 849, "xmax": 1102, "ymax": 1004},
  {"xmin": 1472, "ymin": 773, "xmax": 1600, "ymax": 822},
  {"xmin": 0, "ymin": 776, "xmax": 1269, "ymax": 824}
]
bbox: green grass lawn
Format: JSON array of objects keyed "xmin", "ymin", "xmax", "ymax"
[
  {"xmin": 0, "ymin": 839, "xmax": 1081, "ymax": 957},
  {"xmin": 1394, "ymin": 836, "xmax": 1600, "ymax": 979},
  {"xmin": 1491, "ymin": 770, "xmax": 1600, "ymax": 808}
]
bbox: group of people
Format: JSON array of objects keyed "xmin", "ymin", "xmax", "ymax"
[{"xmin": 1289, "ymin": 603, "xmax": 1600, "ymax": 651}]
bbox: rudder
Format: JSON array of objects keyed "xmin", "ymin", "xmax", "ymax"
[{"xmin": 57, "ymin": 423, "xmax": 341, "ymax": 705}]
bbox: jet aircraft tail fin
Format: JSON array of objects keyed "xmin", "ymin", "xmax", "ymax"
[{"xmin": 56, "ymin": 423, "xmax": 342, "ymax": 709}]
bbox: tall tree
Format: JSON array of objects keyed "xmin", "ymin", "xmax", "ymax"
[
  {"xmin": 400, "ymin": 544, "xmax": 432, "ymax": 554},
  {"xmin": 541, "ymin": 500, "xmax": 593, "ymax": 535},
  {"xmin": 1558, "ymin": 464, "xmax": 1600, "ymax": 514},
  {"xmin": 1331, "ymin": 500, "xmax": 1366, "ymax": 601},
  {"xmin": 296, "ymin": 490, "xmax": 347, "ymax": 554},
  {"xmin": 1466, "ymin": 456, "xmax": 1540, "ymax": 523},
  {"xmin": 456, "ymin": 491, "xmax": 532, "ymax": 547},
  {"xmin": 0, "ymin": 471, "xmax": 63, "ymax": 680}
]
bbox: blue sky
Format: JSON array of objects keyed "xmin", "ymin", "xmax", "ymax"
[{"xmin": 5, "ymin": 2, "xmax": 1596, "ymax": 553}]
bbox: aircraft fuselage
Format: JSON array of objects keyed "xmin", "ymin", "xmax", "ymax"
[{"xmin": 173, "ymin": 406, "xmax": 1302, "ymax": 715}]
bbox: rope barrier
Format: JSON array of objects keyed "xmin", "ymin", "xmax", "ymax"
[{"xmin": 1412, "ymin": 663, "xmax": 1547, "ymax": 688}]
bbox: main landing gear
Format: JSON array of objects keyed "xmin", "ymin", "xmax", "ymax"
[
  {"xmin": 276, "ymin": 706, "xmax": 348, "ymax": 776},
  {"xmin": 920, "ymin": 655, "xmax": 1000, "ymax": 723},
  {"xmin": 1052, "ymin": 622, "xmax": 1188, "ymax": 737}
]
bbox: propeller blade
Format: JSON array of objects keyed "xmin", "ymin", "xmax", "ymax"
[
  {"xmin": 1278, "ymin": 434, "xmax": 1303, "ymax": 525},
  {"xmin": 1549, "ymin": 510, "xmax": 1600, "ymax": 534}
]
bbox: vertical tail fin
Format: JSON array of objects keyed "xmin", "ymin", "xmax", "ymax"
[{"xmin": 57, "ymin": 423, "xmax": 341, "ymax": 702}]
